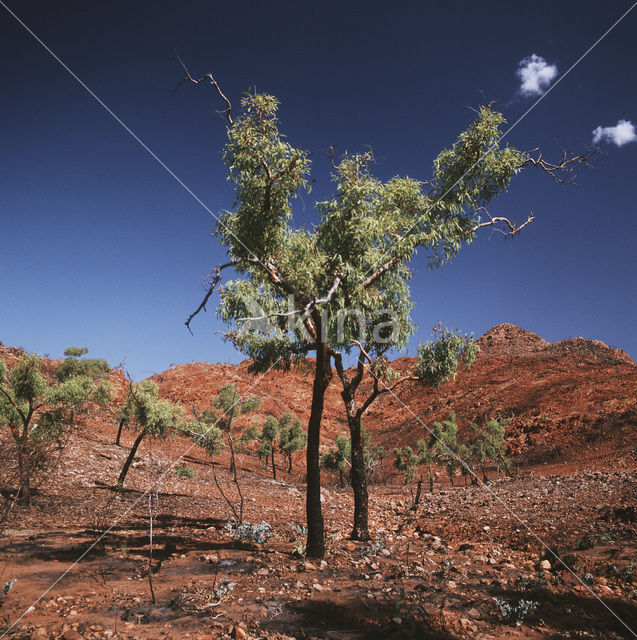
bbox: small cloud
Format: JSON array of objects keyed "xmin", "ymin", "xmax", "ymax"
[
  {"xmin": 592, "ymin": 120, "xmax": 637, "ymax": 147},
  {"xmin": 516, "ymin": 54, "xmax": 558, "ymax": 97}
]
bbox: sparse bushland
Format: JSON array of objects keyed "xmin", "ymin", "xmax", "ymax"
[
  {"xmin": 322, "ymin": 426, "xmax": 386, "ymax": 489},
  {"xmin": 0, "ymin": 349, "xmax": 111, "ymax": 505},
  {"xmin": 240, "ymin": 412, "xmax": 306, "ymax": 479},
  {"xmin": 182, "ymin": 384, "xmax": 260, "ymax": 522},
  {"xmin": 393, "ymin": 413, "xmax": 514, "ymax": 499}
]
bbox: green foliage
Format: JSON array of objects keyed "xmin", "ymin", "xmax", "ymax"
[
  {"xmin": 184, "ymin": 408, "xmax": 225, "ymax": 456},
  {"xmin": 321, "ymin": 434, "xmax": 351, "ymax": 474},
  {"xmin": 240, "ymin": 412, "xmax": 305, "ymax": 475},
  {"xmin": 429, "ymin": 413, "xmax": 462, "ymax": 485},
  {"xmin": 360, "ymin": 425, "xmax": 387, "ymax": 478},
  {"xmin": 212, "ymin": 385, "xmax": 262, "ymax": 431},
  {"xmin": 175, "ymin": 464, "xmax": 196, "ymax": 479},
  {"xmin": 55, "ymin": 346, "xmax": 111, "ymax": 383},
  {"xmin": 0, "ymin": 351, "xmax": 111, "ymax": 503},
  {"xmin": 323, "ymin": 427, "xmax": 385, "ymax": 483},
  {"xmin": 212, "ymin": 92, "xmax": 523, "ymax": 372},
  {"xmin": 471, "ymin": 417, "xmax": 510, "ymax": 475},
  {"xmin": 414, "ymin": 325, "xmax": 479, "ymax": 388},
  {"xmin": 393, "ymin": 446, "xmax": 421, "ymax": 484},
  {"xmin": 278, "ymin": 413, "xmax": 307, "ymax": 472},
  {"xmin": 122, "ymin": 380, "xmax": 186, "ymax": 438},
  {"xmin": 63, "ymin": 346, "xmax": 88, "ymax": 358}
]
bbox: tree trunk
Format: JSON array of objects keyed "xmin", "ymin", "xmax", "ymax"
[
  {"xmin": 115, "ymin": 418, "xmax": 126, "ymax": 446},
  {"xmin": 339, "ymin": 469, "xmax": 344, "ymax": 489},
  {"xmin": 412, "ymin": 476, "xmax": 423, "ymax": 509},
  {"xmin": 349, "ymin": 414, "xmax": 370, "ymax": 541},
  {"xmin": 271, "ymin": 448, "xmax": 276, "ymax": 480},
  {"xmin": 428, "ymin": 463, "xmax": 434, "ymax": 493},
  {"xmin": 16, "ymin": 443, "xmax": 31, "ymax": 506},
  {"xmin": 287, "ymin": 453, "xmax": 292, "ymax": 474},
  {"xmin": 117, "ymin": 430, "xmax": 146, "ymax": 487},
  {"xmin": 305, "ymin": 341, "xmax": 331, "ymax": 559}
]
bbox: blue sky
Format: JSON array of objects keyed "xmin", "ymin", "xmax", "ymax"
[{"xmin": 1, "ymin": 1, "xmax": 635, "ymax": 378}]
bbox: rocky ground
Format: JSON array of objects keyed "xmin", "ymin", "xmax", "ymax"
[
  {"xmin": 1, "ymin": 325, "xmax": 636, "ymax": 639},
  {"xmin": 0, "ymin": 423, "xmax": 635, "ymax": 640}
]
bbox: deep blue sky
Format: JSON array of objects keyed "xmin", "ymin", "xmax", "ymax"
[{"xmin": 1, "ymin": 1, "xmax": 635, "ymax": 378}]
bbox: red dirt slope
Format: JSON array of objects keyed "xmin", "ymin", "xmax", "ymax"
[{"xmin": 151, "ymin": 324, "xmax": 637, "ymax": 466}]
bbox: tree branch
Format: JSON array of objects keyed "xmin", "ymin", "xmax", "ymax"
[
  {"xmin": 523, "ymin": 144, "xmax": 597, "ymax": 185},
  {"xmin": 185, "ymin": 261, "xmax": 238, "ymax": 334},
  {"xmin": 361, "ymin": 256, "xmax": 402, "ymax": 290},
  {"xmin": 175, "ymin": 55, "xmax": 233, "ymax": 126},
  {"xmin": 473, "ymin": 209, "xmax": 536, "ymax": 237}
]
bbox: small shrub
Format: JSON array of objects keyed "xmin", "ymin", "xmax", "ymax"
[
  {"xmin": 583, "ymin": 572, "xmax": 595, "ymax": 585},
  {"xmin": 175, "ymin": 464, "xmax": 196, "ymax": 479},
  {"xmin": 359, "ymin": 533, "xmax": 387, "ymax": 558},
  {"xmin": 493, "ymin": 597, "xmax": 539, "ymax": 624},
  {"xmin": 225, "ymin": 521, "xmax": 273, "ymax": 545},
  {"xmin": 291, "ymin": 524, "xmax": 307, "ymax": 557},
  {"xmin": 0, "ymin": 580, "xmax": 16, "ymax": 608},
  {"xmin": 214, "ymin": 578, "xmax": 235, "ymax": 600}
]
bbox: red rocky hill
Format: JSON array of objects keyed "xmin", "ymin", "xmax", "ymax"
[
  {"xmin": 2, "ymin": 323, "xmax": 636, "ymax": 467},
  {"xmin": 150, "ymin": 324, "xmax": 637, "ymax": 466}
]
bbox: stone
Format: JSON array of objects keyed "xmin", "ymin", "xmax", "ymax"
[
  {"xmin": 62, "ymin": 631, "xmax": 82, "ymax": 640},
  {"xmin": 232, "ymin": 626, "xmax": 247, "ymax": 640},
  {"xmin": 540, "ymin": 559, "xmax": 551, "ymax": 570}
]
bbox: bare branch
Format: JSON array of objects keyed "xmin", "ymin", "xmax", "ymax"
[
  {"xmin": 523, "ymin": 143, "xmax": 598, "ymax": 185},
  {"xmin": 185, "ymin": 261, "xmax": 238, "ymax": 334},
  {"xmin": 174, "ymin": 55, "xmax": 233, "ymax": 125},
  {"xmin": 473, "ymin": 208, "xmax": 535, "ymax": 237}
]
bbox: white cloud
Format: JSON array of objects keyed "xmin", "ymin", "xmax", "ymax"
[
  {"xmin": 516, "ymin": 54, "xmax": 558, "ymax": 97},
  {"xmin": 592, "ymin": 120, "xmax": 637, "ymax": 147}
]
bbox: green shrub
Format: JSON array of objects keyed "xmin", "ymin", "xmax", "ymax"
[{"xmin": 175, "ymin": 464, "xmax": 196, "ymax": 479}]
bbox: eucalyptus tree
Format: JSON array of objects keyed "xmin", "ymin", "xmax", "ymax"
[
  {"xmin": 257, "ymin": 415, "xmax": 279, "ymax": 478},
  {"xmin": 116, "ymin": 380, "xmax": 187, "ymax": 488},
  {"xmin": 0, "ymin": 353, "xmax": 111, "ymax": 505},
  {"xmin": 321, "ymin": 434, "xmax": 351, "ymax": 488},
  {"xmin": 472, "ymin": 417, "xmax": 511, "ymax": 479},
  {"xmin": 278, "ymin": 413, "xmax": 306, "ymax": 474},
  {"xmin": 181, "ymin": 63, "xmax": 592, "ymax": 556}
]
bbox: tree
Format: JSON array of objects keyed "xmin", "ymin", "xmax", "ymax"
[
  {"xmin": 181, "ymin": 65, "xmax": 592, "ymax": 556},
  {"xmin": 116, "ymin": 380, "xmax": 187, "ymax": 488},
  {"xmin": 393, "ymin": 435, "xmax": 436, "ymax": 506},
  {"xmin": 333, "ymin": 326, "xmax": 478, "ymax": 539},
  {"xmin": 54, "ymin": 347, "xmax": 111, "ymax": 430},
  {"xmin": 472, "ymin": 417, "xmax": 511, "ymax": 479},
  {"xmin": 258, "ymin": 415, "xmax": 279, "ymax": 479},
  {"xmin": 321, "ymin": 434, "xmax": 351, "ymax": 489},
  {"xmin": 278, "ymin": 413, "xmax": 307, "ymax": 474},
  {"xmin": 429, "ymin": 413, "xmax": 463, "ymax": 486},
  {"xmin": 0, "ymin": 352, "xmax": 111, "ymax": 505},
  {"xmin": 187, "ymin": 408, "xmax": 225, "ymax": 463}
]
